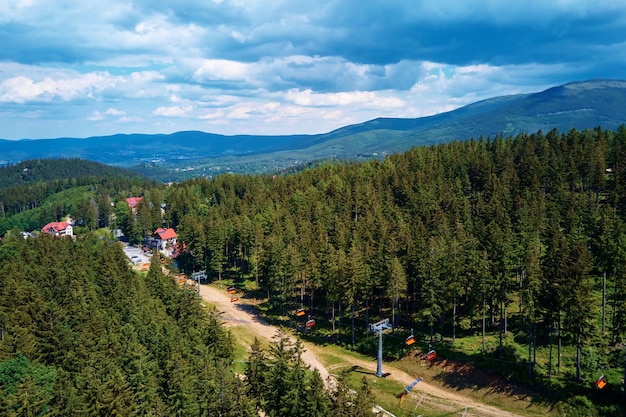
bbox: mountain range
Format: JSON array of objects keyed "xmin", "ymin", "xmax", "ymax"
[{"xmin": 2, "ymin": 79, "xmax": 625, "ymax": 180}]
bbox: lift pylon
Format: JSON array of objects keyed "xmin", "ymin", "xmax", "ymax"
[{"xmin": 368, "ymin": 318, "xmax": 392, "ymax": 377}]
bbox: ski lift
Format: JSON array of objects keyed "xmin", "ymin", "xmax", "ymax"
[
  {"xmin": 230, "ymin": 296, "xmax": 239, "ymax": 303},
  {"xmin": 305, "ymin": 319, "xmax": 315, "ymax": 329},
  {"xmin": 426, "ymin": 350, "xmax": 437, "ymax": 361},
  {"xmin": 405, "ymin": 335, "xmax": 416, "ymax": 346},
  {"xmin": 227, "ymin": 286, "xmax": 237, "ymax": 294},
  {"xmin": 296, "ymin": 308, "xmax": 306, "ymax": 317},
  {"xmin": 595, "ymin": 373, "xmax": 607, "ymax": 390}
]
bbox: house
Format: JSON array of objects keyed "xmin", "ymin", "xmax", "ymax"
[
  {"xmin": 153, "ymin": 227, "xmax": 177, "ymax": 250},
  {"xmin": 41, "ymin": 221, "xmax": 73, "ymax": 237},
  {"xmin": 125, "ymin": 197, "xmax": 143, "ymax": 213}
]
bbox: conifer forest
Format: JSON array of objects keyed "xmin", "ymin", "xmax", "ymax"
[{"xmin": 2, "ymin": 126, "xmax": 626, "ymax": 416}]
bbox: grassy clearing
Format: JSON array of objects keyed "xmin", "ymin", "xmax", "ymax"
[
  {"xmin": 228, "ymin": 325, "xmax": 257, "ymax": 375},
  {"xmin": 208, "ymin": 274, "xmax": 622, "ymax": 416}
]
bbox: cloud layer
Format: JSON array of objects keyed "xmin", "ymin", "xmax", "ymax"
[{"xmin": 1, "ymin": 0, "xmax": 625, "ymax": 139}]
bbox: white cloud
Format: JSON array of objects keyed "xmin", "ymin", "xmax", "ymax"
[
  {"xmin": 199, "ymin": 109, "xmax": 225, "ymax": 120},
  {"xmin": 227, "ymin": 106, "xmax": 253, "ymax": 119},
  {"xmin": 0, "ymin": 76, "xmax": 56, "ymax": 103},
  {"xmin": 105, "ymin": 108, "xmax": 126, "ymax": 116},
  {"xmin": 88, "ymin": 111, "xmax": 104, "ymax": 121},
  {"xmin": 118, "ymin": 115, "xmax": 142, "ymax": 123},
  {"xmin": 284, "ymin": 89, "xmax": 405, "ymax": 108},
  {"xmin": 130, "ymin": 71, "xmax": 165, "ymax": 83},
  {"xmin": 88, "ymin": 107, "xmax": 127, "ymax": 121},
  {"xmin": 0, "ymin": 72, "xmax": 119, "ymax": 103},
  {"xmin": 193, "ymin": 59, "xmax": 255, "ymax": 83},
  {"xmin": 153, "ymin": 105, "xmax": 193, "ymax": 117}
]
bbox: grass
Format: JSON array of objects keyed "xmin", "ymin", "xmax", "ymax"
[
  {"xmin": 228, "ymin": 325, "xmax": 263, "ymax": 375},
  {"xmin": 345, "ymin": 371, "xmax": 404, "ymax": 414},
  {"xmin": 300, "ymin": 326, "xmax": 553, "ymax": 415},
  {"xmin": 204, "ymin": 273, "xmax": 624, "ymax": 416},
  {"xmin": 313, "ymin": 339, "xmax": 551, "ymax": 417}
]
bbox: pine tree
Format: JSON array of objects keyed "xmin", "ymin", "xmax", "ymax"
[
  {"xmin": 263, "ymin": 331, "xmax": 293, "ymax": 416},
  {"xmin": 302, "ymin": 369, "xmax": 331, "ymax": 417},
  {"xmin": 244, "ymin": 337, "xmax": 267, "ymax": 412},
  {"xmin": 330, "ymin": 372, "xmax": 375, "ymax": 417}
]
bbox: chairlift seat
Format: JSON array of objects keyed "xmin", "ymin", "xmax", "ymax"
[
  {"xmin": 405, "ymin": 335, "xmax": 415, "ymax": 346},
  {"xmin": 305, "ymin": 319, "xmax": 315, "ymax": 329}
]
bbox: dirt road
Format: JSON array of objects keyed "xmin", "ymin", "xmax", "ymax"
[
  {"xmin": 198, "ymin": 283, "xmax": 332, "ymax": 385},
  {"xmin": 199, "ymin": 283, "xmax": 528, "ymax": 417}
]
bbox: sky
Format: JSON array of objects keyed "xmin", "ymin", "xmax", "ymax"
[{"xmin": 1, "ymin": 0, "xmax": 625, "ymax": 140}]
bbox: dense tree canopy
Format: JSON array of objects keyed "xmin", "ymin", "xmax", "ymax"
[
  {"xmin": 0, "ymin": 234, "xmax": 252, "ymax": 415},
  {"xmin": 163, "ymin": 127, "xmax": 626, "ymax": 397},
  {"xmin": 3, "ymin": 126, "xmax": 626, "ymax": 415},
  {"xmin": 0, "ymin": 233, "xmax": 370, "ymax": 416}
]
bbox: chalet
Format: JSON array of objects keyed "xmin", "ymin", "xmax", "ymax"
[
  {"xmin": 153, "ymin": 227, "xmax": 177, "ymax": 250},
  {"xmin": 41, "ymin": 221, "xmax": 73, "ymax": 237},
  {"xmin": 125, "ymin": 197, "xmax": 143, "ymax": 213}
]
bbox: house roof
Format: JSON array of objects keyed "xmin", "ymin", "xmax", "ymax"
[
  {"xmin": 41, "ymin": 221, "xmax": 70, "ymax": 233},
  {"xmin": 154, "ymin": 227, "xmax": 177, "ymax": 240},
  {"xmin": 125, "ymin": 197, "xmax": 143, "ymax": 209}
]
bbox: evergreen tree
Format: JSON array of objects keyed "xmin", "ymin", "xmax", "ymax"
[
  {"xmin": 244, "ymin": 337, "xmax": 268, "ymax": 412},
  {"xmin": 330, "ymin": 372, "xmax": 375, "ymax": 417}
]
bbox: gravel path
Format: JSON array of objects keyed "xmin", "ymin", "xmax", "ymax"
[
  {"xmin": 198, "ymin": 283, "xmax": 332, "ymax": 386},
  {"xmin": 199, "ymin": 283, "xmax": 527, "ymax": 417}
]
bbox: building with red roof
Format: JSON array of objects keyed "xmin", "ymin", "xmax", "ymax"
[
  {"xmin": 125, "ymin": 197, "xmax": 143, "ymax": 212},
  {"xmin": 153, "ymin": 227, "xmax": 177, "ymax": 250},
  {"xmin": 41, "ymin": 221, "xmax": 73, "ymax": 237}
]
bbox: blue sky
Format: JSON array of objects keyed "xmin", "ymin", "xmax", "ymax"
[{"xmin": 1, "ymin": 0, "xmax": 625, "ymax": 140}]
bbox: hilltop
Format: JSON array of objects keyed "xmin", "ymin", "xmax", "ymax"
[{"xmin": 0, "ymin": 158, "xmax": 150, "ymax": 190}]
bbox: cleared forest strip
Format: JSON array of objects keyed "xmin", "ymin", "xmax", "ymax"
[{"xmin": 199, "ymin": 282, "xmax": 530, "ymax": 417}]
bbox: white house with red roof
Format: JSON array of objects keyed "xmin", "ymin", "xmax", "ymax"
[
  {"xmin": 153, "ymin": 227, "xmax": 177, "ymax": 250},
  {"xmin": 41, "ymin": 221, "xmax": 73, "ymax": 237}
]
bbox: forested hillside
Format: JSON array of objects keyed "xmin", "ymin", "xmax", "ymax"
[
  {"xmin": 3, "ymin": 126, "xmax": 626, "ymax": 415},
  {"xmin": 0, "ymin": 158, "xmax": 158, "ymax": 236},
  {"xmin": 0, "ymin": 158, "xmax": 147, "ymax": 189},
  {"xmin": 0, "ymin": 234, "xmax": 252, "ymax": 415},
  {"xmin": 158, "ymin": 126, "xmax": 626, "ymax": 415},
  {"xmin": 0, "ymin": 234, "xmax": 373, "ymax": 416}
]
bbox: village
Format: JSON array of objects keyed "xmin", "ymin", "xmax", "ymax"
[{"xmin": 35, "ymin": 196, "xmax": 179, "ymax": 272}]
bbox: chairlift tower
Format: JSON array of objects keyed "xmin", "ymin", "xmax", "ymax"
[
  {"xmin": 192, "ymin": 271, "xmax": 207, "ymax": 302},
  {"xmin": 368, "ymin": 318, "xmax": 392, "ymax": 377}
]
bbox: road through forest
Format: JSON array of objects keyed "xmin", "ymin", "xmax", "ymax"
[{"xmin": 199, "ymin": 282, "xmax": 528, "ymax": 417}]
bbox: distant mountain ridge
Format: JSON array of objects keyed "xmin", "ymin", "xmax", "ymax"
[{"xmin": 1, "ymin": 79, "xmax": 625, "ymax": 179}]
